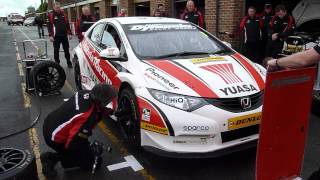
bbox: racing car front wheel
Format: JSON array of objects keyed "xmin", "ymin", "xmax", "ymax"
[
  {"xmin": 29, "ymin": 61, "xmax": 66, "ymax": 94},
  {"xmin": 74, "ymin": 58, "xmax": 82, "ymax": 90},
  {"xmin": 118, "ymin": 88, "xmax": 141, "ymax": 147}
]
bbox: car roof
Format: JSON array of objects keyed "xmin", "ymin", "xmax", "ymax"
[{"xmin": 100, "ymin": 17, "xmax": 189, "ymax": 25}]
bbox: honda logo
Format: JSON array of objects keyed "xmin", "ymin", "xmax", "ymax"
[{"xmin": 240, "ymin": 97, "xmax": 251, "ymax": 109}]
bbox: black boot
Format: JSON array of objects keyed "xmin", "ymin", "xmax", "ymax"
[
  {"xmin": 67, "ymin": 62, "xmax": 73, "ymax": 68},
  {"xmin": 40, "ymin": 152, "xmax": 59, "ymax": 178}
]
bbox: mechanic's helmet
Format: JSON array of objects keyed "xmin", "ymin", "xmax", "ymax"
[{"xmin": 90, "ymin": 83, "xmax": 117, "ymax": 107}]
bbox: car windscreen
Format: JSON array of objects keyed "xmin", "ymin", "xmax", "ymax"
[{"xmin": 123, "ymin": 23, "xmax": 230, "ymax": 59}]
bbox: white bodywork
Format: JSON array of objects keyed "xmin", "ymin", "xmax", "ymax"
[{"xmin": 74, "ymin": 17, "xmax": 266, "ymax": 155}]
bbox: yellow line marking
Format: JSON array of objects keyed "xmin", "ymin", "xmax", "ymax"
[
  {"xmin": 29, "ymin": 128, "xmax": 45, "ymax": 180},
  {"xmin": 13, "ymin": 27, "xmax": 44, "ymax": 179},
  {"xmin": 65, "ymin": 80, "xmax": 76, "ymax": 93}
]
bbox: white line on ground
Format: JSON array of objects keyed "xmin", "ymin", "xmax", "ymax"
[{"xmin": 107, "ymin": 155, "xmax": 144, "ymax": 172}]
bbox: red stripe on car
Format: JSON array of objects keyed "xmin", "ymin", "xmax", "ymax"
[{"xmin": 232, "ymin": 53, "xmax": 265, "ymax": 90}]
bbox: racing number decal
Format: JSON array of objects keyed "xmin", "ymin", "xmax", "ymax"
[{"xmin": 137, "ymin": 96, "xmax": 174, "ymax": 136}]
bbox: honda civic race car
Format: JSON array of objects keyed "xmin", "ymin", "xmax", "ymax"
[{"xmin": 73, "ymin": 17, "xmax": 266, "ymax": 157}]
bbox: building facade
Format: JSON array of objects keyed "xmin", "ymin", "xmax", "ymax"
[{"xmin": 47, "ymin": 0, "xmax": 301, "ymax": 49}]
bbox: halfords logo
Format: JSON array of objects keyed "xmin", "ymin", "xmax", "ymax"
[
  {"xmin": 130, "ymin": 24, "xmax": 196, "ymax": 31},
  {"xmin": 201, "ymin": 63, "xmax": 242, "ymax": 84},
  {"xmin": 183, "ymin": 126, "xmax": 210, "ymax": 132}
]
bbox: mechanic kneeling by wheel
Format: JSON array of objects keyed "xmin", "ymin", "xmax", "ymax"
[{"xmin": 40, "ymin": 84, "xmax": 117, "ymax": 178}]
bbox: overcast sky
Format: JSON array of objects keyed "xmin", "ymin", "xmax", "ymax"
[{"xmin": 0, "ymin": 0, "xmax": 41, "ymax": 17}]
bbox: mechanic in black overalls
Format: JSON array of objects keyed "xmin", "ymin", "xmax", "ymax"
[
  {"xmin": 259, "ymin": 2, "xmax": 274, "ymax": 59},
  {"xmin": 35, "ymin": 15, "xmax": 44, "ymax": 39},
  {"xmin": 265, "ymin": 4, "xmax": 295, "ymax": 59},
  {"xmin": 40, "ymin": 84, "xmax": 117, "ymax": 178},
  {"xmin": 239, "ymin": 6, "xmax": 263, "ymax": 64},
  {"xmin": 47, "ymin": 2, "xmax": 73, "ymax": 68},
  {"xmin": 76, "ymin": 6, "xmax": 96, "ymax": 42},
  {"xmin": 181, "ymin": 0, "xmax": 204, "ymax": 28}
]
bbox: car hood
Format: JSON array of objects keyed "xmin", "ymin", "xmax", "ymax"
[
  {"xmin": 141, "ymin": 53, "xmax": 265, "ymax": 98},
  {"xmin": 293, "ymin": 0, "xmax": 320, "ymax": 27}
]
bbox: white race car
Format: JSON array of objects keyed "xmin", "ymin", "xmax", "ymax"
[{"xmin": 73, "ymin": 17, "xmax": 266, "ymax": 157}]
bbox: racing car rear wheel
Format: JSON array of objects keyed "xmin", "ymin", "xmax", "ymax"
[
  {"xmin": 29, "ymin": 61, "xmax": 66, "ymax": 94},
  {"xmin": 118, "ymin": 89, "xmax": 141, "ymax": 147},
  {"xmin": 74, "ymin": 58, "xmax": 82, "ymax": 90}
]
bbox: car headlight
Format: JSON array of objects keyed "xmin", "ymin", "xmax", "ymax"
[
  {"xmin": 254, "ymin": 63, "xmax": 267, "ymax": 76},
  {"xmin": 148, "ymin": 89, "xmax": 207, "ymax": 112}
]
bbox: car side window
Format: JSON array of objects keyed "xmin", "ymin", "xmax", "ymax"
[
  {"xmin": 89, "ymin": 23, "xmax": 105, "ymax": 44},
  {"xmin": 101, "ymin": 25, "xmax": 122, "ymax": 49},
  {"xmin": 101, "ymin": 29, "xmax": 117, "ymax": 49}
]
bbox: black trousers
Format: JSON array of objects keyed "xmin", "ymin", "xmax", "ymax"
[
  {"xmin": 53, "ymin": 36, "xmax": 71, "ymax": 65},
  {"xmin": 38, "ymin": 26, "xmax": 44, "ymax": 38},
  {"xmin": 265, "ymin": 39, "xmax": 284, "ymax": 59},
  {"xmin": 244, "ymin": 41, "xmax": 261, "ymax": 64},
  {"xmin": 44, "ymin": 136, "xmax": 94, "ymax": 170}
]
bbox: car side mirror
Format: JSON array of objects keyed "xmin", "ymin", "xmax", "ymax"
[{"xmin": 99, "ymin": 47, "xmax": 126, "ymax": 61}]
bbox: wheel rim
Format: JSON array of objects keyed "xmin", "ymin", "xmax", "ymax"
[
  {"xmin": 0, "ymin": 148, "xmax": 26, "ymax": 174},
  {"xmin": 118, "ymin": 95, "xmax": 137, "ymax": 140},
  {"xmin": 36, "ymin": 66, "xmax": 64, "ymax": 92}
]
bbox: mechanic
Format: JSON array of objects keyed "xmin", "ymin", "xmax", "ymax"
[
  {"xmin": 181, "ymin": 0, "xmax": 204, "ymax": 28},
  {"xmin": 40, "ymin": 84, "xmax": 118, "ymax": 178},
  {"xmin": 239, "ymin": 6, "xmax": 263, "ymax": 64},
  {"xmin": 47, "ymin": 2, "xmax": 73, "ymax": 68},
  {"xmin": 259, "ymin": 2, "xmax": 274, "ymax": 59},
  {"xmin": 265, "ymin": 4, "xmax": 295, "ymax": 59},
  {"xmin": 35, "ymin": 15, "xmax": 44, "ymax": 39},
  {"xmin": 76, "ymin": 6, "xmax": 96, "ymax": 42},
  {"xmin": 267, "ymin": 46, "xmax": 320, "ymax": 180},
  {"xmin": 152, "ymin": 9, "xmax": 161, "ymax": 17}
]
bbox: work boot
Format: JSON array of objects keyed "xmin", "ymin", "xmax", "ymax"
[
  {"xmin": 308, "ymin": 168, "xmax": 320, "ymax": 180},
  {"xmin": 40, "ymin": 152, "xmax": 59, "ymax": 178}
]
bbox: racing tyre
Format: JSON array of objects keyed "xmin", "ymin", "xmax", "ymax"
[
  {"xmin": 29, "ymin": 61, "xmax": 66, "ymax": 94},
  {"xmin": 312, "ymin": 90, "xmax": 320, "ymax": 116},
  {"xmin": 0, "ymin": 148, "xmax": 38, "ymax": 180},
  {"xmin": 118, "ymin": 89, "xmax": 141, "ymax": 147},
  {"xmin": 74, "ymin": 58, "xmax": 82, "ymax": 90}
]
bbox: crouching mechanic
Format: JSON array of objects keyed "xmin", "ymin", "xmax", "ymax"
[{"xmin": 40, "ymin": 84, "xmax": 117, "ymax": 178}]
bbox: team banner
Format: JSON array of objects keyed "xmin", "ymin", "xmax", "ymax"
[{"xmin": 256, "ymin": 67, "xmax": 317, "ymax": 180}]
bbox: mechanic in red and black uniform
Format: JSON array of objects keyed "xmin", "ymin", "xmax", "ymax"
[
  {"xmin": 40, "ymin": 84, "xmax": 117, "ymax": 178},
  {"xmin": 265, "ymin": 4, "xmax": 295, "ymax": 59},
  {"xmin": 258, "ymin": 2, "xmax": 274, "ymax": 59},
  {"xmin": 76, "ymin": 6, "xmax": 96, "ymax": 42},
  {"xmin": 47, "ymin": 2, "xmax": 73, "ymax": 68},
  {"xmin": 181, "ymin": 0, "xmax": 204, "ymax": 28},
  {"xmin": 239, "ymin": 6, "xmax": 263, "ymax": 64}
]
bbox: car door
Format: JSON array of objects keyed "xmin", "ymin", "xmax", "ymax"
[{"xmin": 94, "ymin": 23, "xmax": 127, "ymax": 89}]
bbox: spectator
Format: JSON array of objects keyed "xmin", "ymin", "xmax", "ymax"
[
  {"xmin": 239, "ymin": 6, "xmax": 263, "ymax": 64},
  {"xmin": 47, "ymin": 2, "xmax": 73, "ymax": 68},
  {"xmin": 265, "ymin": 4, "xmax": 295, "ymax": 59},
  {"xmin": 157, "ymin": 4, "xmax": 168, "ymax": 17},
  {"xmin": 118, "ymin": 8, "xmax": 127, "ymax": 17},
  {"xmin": 153, "ymin": 9, "xmax": 161, "ymax": 17},
  {"xmin": 76, "ymin": 6, "xmax": 96, "ymax": 42},
  {"xmin": 35, "ymin": 15, "xmax": 44, "ymax": 39},
  {"xmin": 259, "ymin": 2, "xmax": 274, "ymax": 59},
  {"xmin": 181, "ymin": 0, "xmax": 204, "ymax": 28}
]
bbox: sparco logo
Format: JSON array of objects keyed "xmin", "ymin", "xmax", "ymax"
[
  {"xmin": 146, "ymin": 68, "xmax": 179, "ymax": 89},
  {"xmin": 220, "ymin": 84, "xmax": 257, "ymax": 96},
  {"xmin": 183, "ymin": 126, "xmax": 210, "ymax": 131}
]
